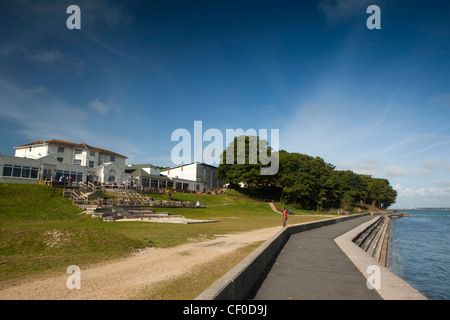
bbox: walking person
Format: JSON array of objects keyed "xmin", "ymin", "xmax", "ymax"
[{"xmin": 283, "ymin": 207, "xmax": 289, "ymax": 227}]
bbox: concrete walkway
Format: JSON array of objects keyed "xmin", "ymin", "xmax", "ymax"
[{"xmin": 250, "ymin": 215, "xmax": 382, "ymax": 300}]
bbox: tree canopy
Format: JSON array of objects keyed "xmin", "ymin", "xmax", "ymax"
[{"xmin": 218, "ymin": 135, "xmax": 397, "ymax": 211}]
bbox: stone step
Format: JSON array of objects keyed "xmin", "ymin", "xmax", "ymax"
[
  {"xmin": 353, "ymin": 216, "xmax": 383, "ymax": 246},
  {"xmin": 359, "ymin": 217, "xmax": 385, "ymax": 251}
]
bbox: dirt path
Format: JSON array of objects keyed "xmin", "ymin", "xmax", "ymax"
[
  {"xmin": 0, "ymin": 226, "xmax": 282, "ymax": 300},
  {"xmin": 269, "ymin": 202, "xmax": 282, "ymax": 213}
]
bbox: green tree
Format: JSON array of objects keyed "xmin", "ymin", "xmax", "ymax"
[
  {"xmin": 218, "ymin": 135, "xmax": 276, "ymax": 187},
  {"xmin": 367, "ymin": 178, "xmax": 397, "ymax": 208},
  {"xmin": 219, "ymin": 138, "xmax": 397, "ymax": 211}
]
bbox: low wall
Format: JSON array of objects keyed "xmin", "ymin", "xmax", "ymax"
[{"xmin": 195, "ymin": 213, "xmax": 370, "ymax": 300}]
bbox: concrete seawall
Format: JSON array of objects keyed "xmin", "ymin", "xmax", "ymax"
[
  {"xmin": 352, "ymin": 212, "xmax": 410, "ymax": 267},
  {"xmin": 334, "ymin": 215, "xmax": 426, "ymax": 300},
  {"xmin": 195, "ymin": 213, "xmax": 370, "ymax": 300}
]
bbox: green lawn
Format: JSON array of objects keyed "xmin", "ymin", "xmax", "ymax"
[{"xmin": 0, "ymin": 183, "xmax": 334, "ymax": 283}]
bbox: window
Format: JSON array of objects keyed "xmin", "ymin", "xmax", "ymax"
[
  {"xmin": 58, "ymin": 147, "xmax": 64, "ymax": 153},
  {"xmin": 88, "ymin": 160, "xmax": 94, "ymax": 168},
  {"xmin": 57, "ymin": 157, "xmax": 63, "ymax": 163},
  {"xmin": 74, "ymin": 159, "xmax": 82, "ymax": 166},
  {"xmin": 2, "ymin": 164, "xmax": 12, "ymax": 177},
  {"xmin": 42, "ymin": 169, "xmax": 51, "ymax": 180},
  {"xmin": 30, "ymin": 168, "xmax": 39, "ymax": 179},
  {"xmin": 90, "ymin": 151, "xmax": 95, "ymax": 157},
  {"xmin": 75, "ymin": 149, "xmax": 82, "ymax": 155},
  {"xmin": 22, "ymin": 166, "xmax": 30, "ymax": 178},
  {"xmin": 12, "ymin": 166, "xmax": 21, "ymax": 177},
  {"xmin": 55, "ymin": 170, "xmax": 83, "ymax": 182},
  {"xmin": 2, "ymin": 164, "xmax": 39, "ymax": 179},
  {"xmin": 107, "ymin": 169, "xmax": 116, "ymax": 182},
  {"xmin": 110, "ymin": 156, "xmax": 115, "ymax": 162}
]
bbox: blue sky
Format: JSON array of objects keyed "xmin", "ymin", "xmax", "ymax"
[{"xmin": 1, "ymin": 0, "xmax": 450, "ymax": 208}]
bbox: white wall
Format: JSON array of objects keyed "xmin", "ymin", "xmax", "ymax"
[
  {"xmin": 161, "ymin": 163, "xmax": 221, "ymax": 190},
  {"xmin": 15, "ymin": 145, "xmax": 49, "ymax": 159}
]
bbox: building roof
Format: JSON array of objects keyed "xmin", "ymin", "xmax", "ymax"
[
  {"xmin": 126, "ymin": 164, "xmax": 158, "ymax": 170},
  {"xmin": 125, "ymin": 167, "xmax": 171, "ymax": 180},
  {"xmin": 16, "ymin": 139, "xmax": 127, "ymax": 158},
  {"xmin": 161, "ymin": 161, "xmax": 218, "ymax": 172}
]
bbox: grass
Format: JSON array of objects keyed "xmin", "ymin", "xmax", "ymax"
[
  {"xmin": 0, "ymin": 183, "xmax": 336, "ymax": 285},
  {"xmin": 141, "ymin": 241, "xmax": 264, "ymax": 300}
]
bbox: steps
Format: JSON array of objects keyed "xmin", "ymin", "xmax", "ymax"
[
  {"xmin": 352, "ymin": 215, "xmax": 391, "ymax": 266},
  {"xmin": 89, "ymin": 206, "xmax": 177, "ymax": 222}
]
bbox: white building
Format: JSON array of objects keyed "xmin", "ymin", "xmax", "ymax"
[
  {"xmin": 1, "ymin": 140, "xmax": 222, "ymax": 191},
  {"xmin": 1, "ymin": 139, "xmax": 128, "ymax": 184},
  {"xmin": 161, "ymin": 162, "xmax": 221, "ymax": 191}
]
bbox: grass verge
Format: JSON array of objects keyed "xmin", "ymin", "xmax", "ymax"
[{"xmin": 0, "ymin": 183, "xmax": 335, "ymax": 284}]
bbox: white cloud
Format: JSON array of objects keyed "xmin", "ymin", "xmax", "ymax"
[
  {"xmin": 395, "ymin": 184, "xmax": 450, "ymax": 199},
  {"xmin": 89, "ymin": 99, "xmax": 110, "ymax": 114},
  {"xmin": 435, "ymin": 180, "xmax": 450, "ymax": 188},
  {"xmin": 423, "ymin": 159, "xmax": 450, "ymax": 170},
  {"xmin": 336, "ymin": 158, "xmax": 382, "ymax": 175},
  {"xmin": 382, "ymin": 165, "xmax": 430, "ymax": 177}
]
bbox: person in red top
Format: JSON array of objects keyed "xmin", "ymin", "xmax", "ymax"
[{"xmin": 283, "ymin": 207, "xmax": 288, "ymax": 227}]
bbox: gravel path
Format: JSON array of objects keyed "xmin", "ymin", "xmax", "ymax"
[{"xmin": 0, "ymin": 226, "xmax": 282, "ymax": 300}]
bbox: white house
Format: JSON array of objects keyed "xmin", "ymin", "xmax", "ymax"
[
  {"xmin": 161, "ymin": 162, "xmax": 221, "ymax": 191},
  {"xmin": 1, "ymin": 139, "xmax": 128, "ymax": 184}
]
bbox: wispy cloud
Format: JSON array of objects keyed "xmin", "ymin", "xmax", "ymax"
[
  {"xmin": 424, "ymin": 159, "xmax": 450, "ymax": 170},
  {"xmin": 89, "ymin": 99, "xmax": 110, "ymax": 114},
  {"xmin": 318, "ymin": 0, "xmax": 374, "ymax": 25},
  {"xmin": 336, "ymin": 158, "xmax": 383, "ymax": 176},
  {"xmin": 429, "ymin": 94, "xmax": 450, "ymax": 108},
  {"xmin": 382, "ymin": 165, "xmax": 430, "ymax": 177},
  {"xmin": 400, "ymin": 138, "xmax": 450, "ymax": 158},
  {"xmin": 31, "ymin": 48, "xmax": 64, "ymax": 65},
  {"xmin": 0, "ymin": 76, "xmax": 139, "ymax": 158}
]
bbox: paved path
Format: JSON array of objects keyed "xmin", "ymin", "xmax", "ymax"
[
  {"xmin": 268, "ymin": 202, "xmax": 281, "ymax": 213},
  {"xmin": 250, "ymin": 216, "xmax": 382, "ymax": 300}
]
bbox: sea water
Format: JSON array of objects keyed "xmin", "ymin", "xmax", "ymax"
[{"xmin": 388, "ymin": 209, "xmax": 450, "ymax": 300}]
